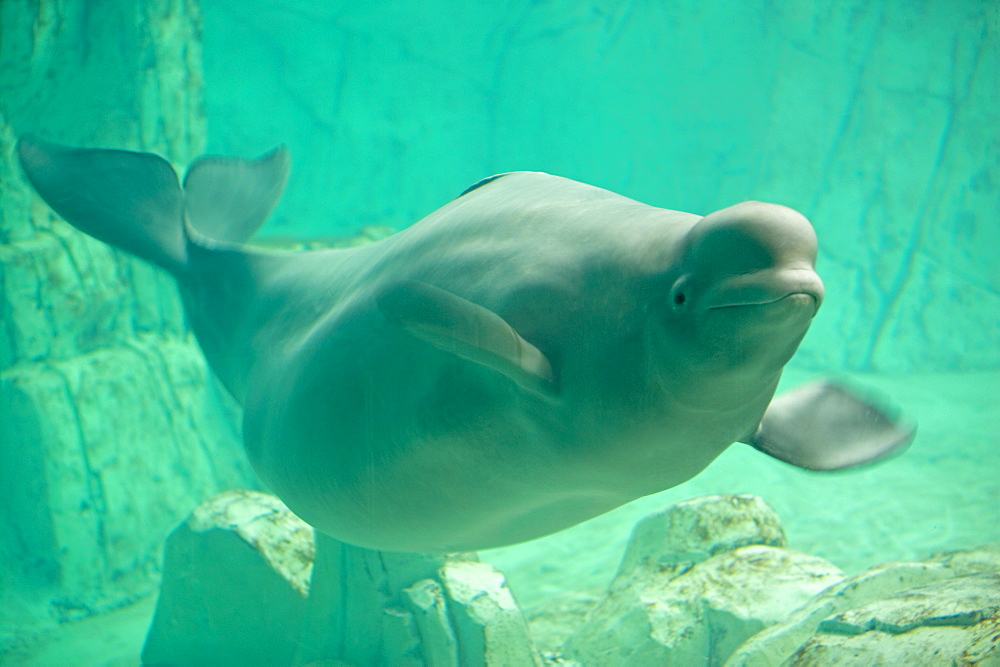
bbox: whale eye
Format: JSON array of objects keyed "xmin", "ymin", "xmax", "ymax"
[{"xmin": 668, "ymin": 276, "xmax": 690, "ymax": 311}]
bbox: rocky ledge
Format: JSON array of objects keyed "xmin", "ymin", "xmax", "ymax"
[{"xmin": 142, "ymin": 491, "xmax": 999, "ymax": 666}]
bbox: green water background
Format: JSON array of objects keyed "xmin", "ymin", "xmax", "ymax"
[
  {"xmin": 0, "ymin": 0, "xmax": 997, "ymax": 659},
  {"xmin": 200, "ymin": 0, "xmax": 999, "ymax": 582}
]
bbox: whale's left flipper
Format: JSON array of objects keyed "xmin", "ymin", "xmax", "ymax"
[{"xmin": 741, "ymin": 380, "xmax": 916, "ymax": 471}]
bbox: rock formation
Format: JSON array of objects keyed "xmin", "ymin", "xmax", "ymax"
[
  {"xmin": 141, "ymin": 490, "xmax": 999, "ymax": 665},
  {"xmin": 727, "ymin": 544, "xmax": 1000, "ymax": 665},
  {"xmin": 0, "ymin": 0, "xmax": 256, "ymax": 646},
  {"xmin": 142, "ymin": 490, "xmax": 539, "ymax": 666},
  {"xmin": 547, "ymin": 496, "xmax": 999, "ymax": 666},
  {"xmin": 561, "ymin": 495, "xmax": 845, "ymax": 665}
]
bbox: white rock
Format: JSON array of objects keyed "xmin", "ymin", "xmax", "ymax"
[
  {"xmin": 611, "ymin": 494, "xmax": 787, "ymax": 586},
  {"xmin": 438, "ymin": 560, "xmax": 540, "ymax": 666},
  {"xmin": 563, "ymin": 495, "xmax": 843, "ymax": 665},
  {"xmin": 791, "ymin": 572, "xmax": 1000, "ymax": 664},
  {"xmin": 141, "ymin": 490, "xmax": 314, "ymax": 665},
  {"xmin": 399, "ymin": 561, "xmax": 541, "ymax": 667},
  {"xmin": 727, "ymin": 544, "xmax": 1000, "ymax": 666},
  {"xmin": 143, "ymin": 490, "xmax": 540, "ymax": 666},
  {"xmin": 185, "ymin": 489, "xmax": 315, "ymax": 596}
]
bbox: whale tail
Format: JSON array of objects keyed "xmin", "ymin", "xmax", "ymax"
[{"xmin": 16, "ymin": 135, "xmax": 289, "ymax": 276}]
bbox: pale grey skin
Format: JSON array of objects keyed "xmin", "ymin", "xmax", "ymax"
[{"xmin": 17, "ymin": 137, "xmax": 914, "ymax": 553}]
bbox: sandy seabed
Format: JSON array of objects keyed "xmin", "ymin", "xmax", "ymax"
[{"xmin": 8, "ymin": 369, "xmax": 999, "ymax": 665}]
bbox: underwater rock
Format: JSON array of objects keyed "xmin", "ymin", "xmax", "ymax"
[
  {"xmin": 403, "ymin": 561, "xmax": 541, "ymax": 666},
  {"xmin": 610, "ymin": 494, "xmax": 788, "ymax": 583},
  {"xmin": 727, "ymin": 543, "xmax": 1000, "ymax": 665},
  {"xmin": 0, "ymin": 335, "xmax": 251, "ymax": 624},
  {"xmin": 141, "ymin": 490, "xmax": 314, "ymax": 665},
  {"xmin": 296, "ymin": 533, "xmax": 539, "ymax": 666},
  {"xmin": 789, "ymin": 572, "xmax": 1000, "ymax": 664},
  {"xmin": 522, "ymin": 588, "xmax": 606, "ymax": 658},
  {"xmin": 143, "ymin": 489, "xmax": 539, "ymax": 666},
  {"xmin": 562, "ymin": 495, "xmax": 844, "ymax": 665},
  {"xmin": 0, "ymin": 0, "xmax": 230, "ymax": 640}
]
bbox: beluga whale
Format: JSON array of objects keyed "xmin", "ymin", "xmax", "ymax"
[{"xmin": 17, "ymin": 136, "xmax": 914, "ymax": 553}]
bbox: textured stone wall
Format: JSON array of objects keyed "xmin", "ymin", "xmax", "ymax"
[
  {"xmin": 205, "ymin": 0, "xmax": 999, "ymax": 372},
  {"xmin": 0, "ymin": 0, "xmax": 255, "ymax": 644}
]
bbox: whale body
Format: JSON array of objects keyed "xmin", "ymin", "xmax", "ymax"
[{"xmin": 17, "ymin": 137, "xmax": 914, "ymax": 552}]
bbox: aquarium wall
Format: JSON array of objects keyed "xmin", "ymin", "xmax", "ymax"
[
  {"xmin": 0, "ymin": 0, "xmax": 255, "ymax": 642},
  {"xmin": 206, "ymin": 0, "xmax": 998, "ymax": 372},
  {"xmin": 0, "ymin": 0, "xmax": 997, "ymax": 658}
]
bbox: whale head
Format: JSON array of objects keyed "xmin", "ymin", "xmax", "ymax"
[{"xmin": 651, "ymin": 201, "xmax": 824, "ymax": 406}]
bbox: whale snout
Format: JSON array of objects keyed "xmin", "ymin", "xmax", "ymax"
[
  {"xmin": 671, "ymin": 201, "xmax": 823, "ymax": 317},
  {"xmin": 705, "ymin": 267, "xmax": 825, "ymax": 313}
]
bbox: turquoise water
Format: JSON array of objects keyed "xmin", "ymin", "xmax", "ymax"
[{"xmin": 1, "ymin": 1, "xmax": 997, "ymax": 663}]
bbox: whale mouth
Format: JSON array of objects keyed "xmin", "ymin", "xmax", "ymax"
[
  {"xmin": 703, "ymin": 269, "xmax": 824, "ymax": 313},
  {"xmin": 707, "ymin": 291, "xmax": 821, "ymax": 314}
]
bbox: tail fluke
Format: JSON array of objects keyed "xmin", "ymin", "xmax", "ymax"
[
  {"xmin": 18, "ymin": 135, "xmax": 188, "ymax": 272},
  {"xmin": 16, "ymin": 136, "xmax": 290, "ymax": 275},
  {"xmin": 183, "ymin": 148, "xmax": 289, "ymax": 246}
]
